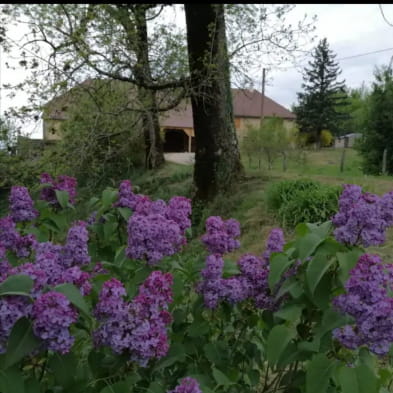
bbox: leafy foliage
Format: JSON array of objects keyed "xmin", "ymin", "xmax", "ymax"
[
  {"xmin": 266, "ymin": 178, "xmax": 340, "ymax": 227},
  {"xmin": 357, "ymin": 66, "xmax": 393, "ymax": 175}
]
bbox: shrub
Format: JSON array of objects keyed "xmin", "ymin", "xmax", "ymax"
[
  {"xmin": 266, "ymin": 178, "xmax": 340, "ymax": 227},
  {"xmin": 320, "ymin": 129, "xmax": 333, "ymax": 147}
]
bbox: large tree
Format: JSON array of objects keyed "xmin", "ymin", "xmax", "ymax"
[
  {"xmin": 2, "ymin": 4, "xmax": 189, "ymax": 169},
  {"xmin": 185, "ymin": 4, "xmax": 242, "ymax": 202},
  {"xmin": 357, "ymin": 66, "xmax": 393, "ymax": 175},
  {"xmin": 293, "ymin": 38, "xmax": 349, "ymax": 146}
]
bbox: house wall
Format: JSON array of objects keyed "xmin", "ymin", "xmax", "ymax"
[{"xmin": 43, "ymin": 119, "xmax": 64, "ymax": 141}]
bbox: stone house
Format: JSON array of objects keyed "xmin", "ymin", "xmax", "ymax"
[{"xmin": 42, "ymin": 81, "xmax": 296, "ymax": 152}]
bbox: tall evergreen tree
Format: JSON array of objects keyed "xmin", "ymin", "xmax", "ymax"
[{"xmin": 294, "ymin": 38, "xmax": 349, "ymax": 146}]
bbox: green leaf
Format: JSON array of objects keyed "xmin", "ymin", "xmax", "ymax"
[
  {"xmin": 204, "ymin": 342, "xmax": 227, "ymax": 366},
  {"xmin": 306, "ymin": 253, "xmax": 336, "ymax": 295},
  {"xmin": 306, "ymin": 221, "xmax": 332, "ymax": 239},
  {"xmin": 147, "ymin": 381, "xmax": 165, "ymax": 393},
  {"xmin": 338, "ymin": 364, "xmax": 379, "ymax": 393},
  {"xmin": 55, "ymin": 189, "xmax": 69, "ymax": 209},
  {"xmin": 117, "ymin": 207, "xmax": 132, "ymax": 221},
  {"xmin": 153, "ymin": 342, "xmax": 186, "ymax": 371},
  {"xmin": 54, "ymin": 283, "xmax": 90, "ymax": 316},
  {"xmin": 2, "ymin": 317, "xmax": 40, "ymax": 370},
  {"xmin": 103, "ymin": 221, "xmax": 118, "ymax": 242},
  {"xmin": 223, "ymin": 259, "xmax": 240, "ymax": 276},
  {"xmin": 188, "ymin": 320, "xmax": 209, "ymax": 338},
  {"xmin": 100, "ymin": 379, "xmax": 131, "ymax": 393},
  {"xmin": 101, "ymin": 189, "xmax": 118, "ymax": 210},
  {"xmin": 49, "ymin": 352, "xmax": 77, "ymax": 389},
  {"xmin": 315, "ymin": 309, "xmax": 352, "ymax": 339},
  {"xmin": 212, "ymin": 368, "xmax": 234, "ymax": 387},
  {"xmin": 297, "ymin": 233, "xmax": 323, "ymax": 260},
  {"xmin": 114, "ymin": 246, "xmax": 127, "ymax": 268},
  {"xmin": 266, "ymin": 325, "xmax": 295, "ymax": 367},
  {"xmin": 306, "ymin": 354, "xmax": 335, "ymax": 393},
  {"xmin": 0, "ymin": 275, "xmax": 33, "ymax": 297},
  {"xmin": 275, "ymin": 304, "xmax": 303, "ymax": 322},
  {"xmin": 337, "ymin": 249, "xmax": 364, "ymax": 285},
  {"xmin": 295, "ymin": 223, "xmax": 310, "ymax": 237},
  {"xmin": 0, "ymin": 366, "xmax": 25, "ymax": 393},
  {"xmin": 275, "ymin": 277, "xmax": 303, "ymax": 300},
  {"xmin": 268, "ymin": 254, "xmax": 292, "ymax": 290}
]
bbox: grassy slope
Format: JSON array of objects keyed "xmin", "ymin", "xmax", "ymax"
[{"xmin": 166, "ymin": 148, "xmax": 393, "ymax": 261}]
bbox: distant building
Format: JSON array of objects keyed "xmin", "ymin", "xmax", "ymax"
[
  {"xmin": 42, "ymin": 81, "xmax": 296, "ymax": 153},
  {"xmin": 334, "ymin": 133, "xmax": 362, "ymax": 148}
]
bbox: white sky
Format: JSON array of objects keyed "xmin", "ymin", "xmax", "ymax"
[{"xmin": 1, "ymin": 4, "xmax": 393, "ymax": 137}]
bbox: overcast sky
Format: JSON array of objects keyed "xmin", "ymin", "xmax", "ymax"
[{"xmin": 1, "ymin": 3, "xmax": 393, "ymax": 137}]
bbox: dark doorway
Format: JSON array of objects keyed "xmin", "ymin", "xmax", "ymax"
[{"xmin": 164, "ymin": 129, "xmax": 189, "ymax": 152}]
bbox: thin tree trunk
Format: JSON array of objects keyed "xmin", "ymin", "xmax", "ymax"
[
  {"xmin": 185, "ymin": 4, "xmax": 242, "ymax": 202},
  {"xmin": 382, "ymin": 148, "xmax": 388, "ymax": 175},
  {"xmin": 340, "ymin": 148, "xmax": 346, "ymax": 173},
  {"xmin": 133, "ymin": 6, "xmax": 164, "ymax": 169}
]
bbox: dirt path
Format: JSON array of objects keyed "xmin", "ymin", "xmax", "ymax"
[{"xmin": 164, "ymin": 153, "xmax": 195, "ymax": 165}]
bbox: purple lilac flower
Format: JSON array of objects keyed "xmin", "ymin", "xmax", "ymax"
[
  {"xmin": 126, "ymin": 213, "xmax": 185, "ymax": 265},
  {"xmin": 114, "ymin": 180, "xmax": 136, "ymax": 209},
  {"xmin": 39, "ymin": 173, "xmax": 77, "ymax": 207},
  {"xmin": 168, "ymin": 377, "xmax": 202, "ymax": 393},
  {"xmin": 60, "ymin": 267, "xmax": 92, "ymax": 296},
  {"xmin": 166, "ymin": 196, "xmax": 192, "ymax": 232},
  {"xmin": 196, "ymin": 254, "xmax": 226, "ymax": 309},
  {"xmin": 0, "ymin": 216, "xmax": 19, "ymax": 250},
  {"xmin": 0, "ymin": 296, "xmax": 31, "ymax": 353},
  {"xmin": 32, "ymin": 291, "xmax": 78, "ymax": 354},
  {"xmin": 9, "ymin": 186, "xmax": 38, "ymax": 222},
  {"xmin": 13, "ymin": 234, "xmax": 37, "ymax": 258},
  {"xmin": 262, "ymin": 228, "xmax": 285, "ymax": 262},
  {"xmin": 94, "ymin": 272, "xmax": 173, "ymax": 367},
  {"xmin": 332, "ymin": 184, "xmax": 393, "ymax": 248},
  {"xmin": 86, "ymin": 211, "xmax": 97, "ymax": 226},
  {"xmin": 201, "ymin": 216, "xmax": 241, "ymax": 255},
  {"xmin": 94, "ymin": 278, "xmax": 127, "ymax": 319},
  {"xmin": 62, "ymin": 221, "xmax": 90, "ymax": 267},
  {"xmin": 92, "ymin": 262, "xmax": 108, "ymax": 275},
  {"xmin": 333, "ymin": 254, "xmax": 393, "ymax": 356},
  {"xmin": 34, "ymin": 242, "xmax": 64, "ymax": 285}
]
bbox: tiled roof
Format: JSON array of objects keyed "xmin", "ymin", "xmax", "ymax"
[{"xmin": 160, "ymin": 89, "xmax": 295, "ymax": 129}]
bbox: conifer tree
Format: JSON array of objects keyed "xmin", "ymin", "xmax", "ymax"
[{"xmin": 294, "ymin": 38, "xmax": 349, "ymax": 146}]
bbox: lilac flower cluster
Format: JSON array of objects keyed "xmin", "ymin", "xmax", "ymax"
[
  {"xmin": 197, "ymin": 227, "xmax": 290, "ymax": 310},
  {"xmin": 126, "ymin": 213, "xmax": 185, "ymax": 265},
  {"xmin": 94, "ymin": 271, "xmax": 173, "ymax": 367},
  {"xmin": 201, "ymin": 216, "xmax": 241, "ymax": 255},
  {"xmin": 116, "ymin": 180, "xmax": 191, "ymax": 265},
  {"xmin": 332, "ymin": 184, "xmax": 393, "ymax": 247},
  {"xmin": 262, "ymin": 228, "xmax": 285, "ymax": 262},
  {"xmin": 0, "ymin": 216, "xmax": 37, "ymax": 258},
  {"xmin": 62, "ymin": 221, "xmax": 91, "ymax": 267},
  {"xmin": 39, "ymin": 173, "xmax": 77, "ymax": 206},
  {"xmin": 32, "ymin": 292, "xmax": 78, "ymax": 354},
  {"xmin": 168, "ymin": 378, "xmax": 202, "ymax": 393},
  {"xmin": 333, "ymin": 254, "xmax": 393, "ymax": 355},
  {"xmin": 9, "ymin": 186, "xmax": 38, "ymax": 222}
]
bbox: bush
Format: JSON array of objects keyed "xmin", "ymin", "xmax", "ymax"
[
  {"xmin": 266, "ymin": 178, "xmax": 340, "ymax": 227},
  {"xmin": 320, "ymin": 129, "xmax": 333, "ymax": 147}
]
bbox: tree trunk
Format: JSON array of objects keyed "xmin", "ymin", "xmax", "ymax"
[
  {"xmin": 185, "ymin": 4, "xmax": 242, "ymax": 202},
  {"xmin": 133, "ymin": 6, "xmax": 165, "ymax": 169}
]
